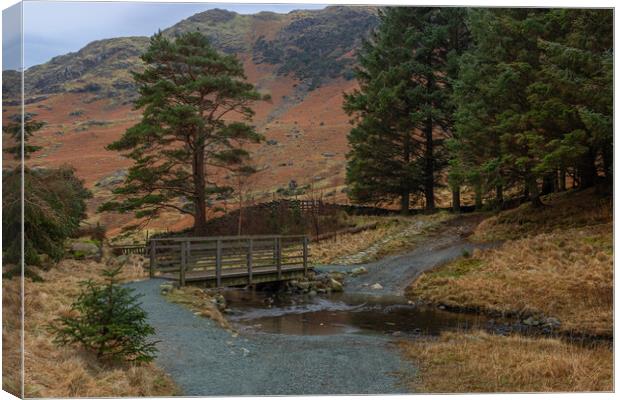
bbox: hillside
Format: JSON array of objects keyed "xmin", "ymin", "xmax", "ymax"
[
  {"xmin": 2, "ymin": 6, "xmax": 380, "ymax": 235},
  {"xmin": 5, "ymin": 6, "xmax": 377, "ymax": 101}
]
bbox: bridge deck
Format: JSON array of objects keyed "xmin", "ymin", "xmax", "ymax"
[
  {"xmin": 158, "ymin": 265, "xmax": 310, "ymax": 287},
  {"xmin": 148, "ymin": 235, "xmax": 310, "ymax": 288}
]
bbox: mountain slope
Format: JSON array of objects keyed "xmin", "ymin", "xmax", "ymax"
[
  {"xmin": 3, "ymin": 6, "xmax": 380, "ymax": 235},
  {"xmin": 6, "ymin": 6, "xmax": 377, "ymax": 102}
]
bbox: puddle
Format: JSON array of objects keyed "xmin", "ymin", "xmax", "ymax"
[{"xmin": 222, "ymin": 288, "xmax": 494, "ymax": 337}]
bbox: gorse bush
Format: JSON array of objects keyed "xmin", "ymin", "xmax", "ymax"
[
  {"xmin": 2, "ymin": 166, "xmax": 91, "ymax": 266},
  {"xmin": 50, "ymin": 266, "xmax": 158, "ymax": 363}
]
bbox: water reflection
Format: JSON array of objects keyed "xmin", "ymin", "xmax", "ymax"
[{"xmin": 223, "ymin": 288, "xmax": 492, "ymax": 336}]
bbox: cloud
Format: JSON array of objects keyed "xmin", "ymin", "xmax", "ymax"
[{"xmin": 3, "ymin": 2, "xmax": 22, "ymax": 70}]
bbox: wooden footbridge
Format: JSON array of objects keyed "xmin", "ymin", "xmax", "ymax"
[{"xmin": 147, "ymin": 235, "xmax": 310, "ymax": 288}]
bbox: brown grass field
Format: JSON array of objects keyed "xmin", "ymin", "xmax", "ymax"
[
  {"xmin": 408, "ymin": 189, "xmax": 613, "ymax": 337},
  {"xmin": 2, "ymin": 259, "xmax": 179, "ymax": 397},
  {"xmin": 402, "ymin": 188, "xmax": 613, "ymax": 392},
  {"xmin": 399, "ymin": 330, "xmax": 612, "ymax": 393}
]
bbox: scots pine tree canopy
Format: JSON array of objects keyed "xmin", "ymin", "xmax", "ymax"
[{"xmin": 101, "ymin": 32, "xmax": 265, "ymax": 235}]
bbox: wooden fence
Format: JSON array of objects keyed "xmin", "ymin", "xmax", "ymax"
[
  {"xmin": 148, "ymin": 235, "xmax": 309, "ymax": 287},
  {"xmin": 110, "ymin": 244, "xmax": 148, "ymax": 256}
]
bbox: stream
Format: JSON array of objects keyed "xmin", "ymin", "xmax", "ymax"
[{"xmin": 223, "ymin": 289, "xmax": 494, "ymax": 337}]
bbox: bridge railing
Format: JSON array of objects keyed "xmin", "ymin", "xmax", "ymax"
[{"xmin": 148, "ymin": 235, "xmax": 309, "ymax": 286}]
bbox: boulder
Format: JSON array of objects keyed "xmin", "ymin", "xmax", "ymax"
[
  {"xmin": 115, "ymin": 254, "xmax": 129, "ymax": 266},
  {"xmin": 329, "ymin": 278, "xmax": 344, "ymax": 292},
  {"xmin": 370, "ymin": 283, "xmax": 383, "ymax": 290},
  {"xmin": 70, "ymin": 241, "xmax": 100, "ymax": 258},
  {"xmin": 296, "ymin": 281, "xmax": 311, "ymax": 290},
  {"xmin": 543, "ymin": 317, "xmax": 561, "ymax": 328},
  {"xmin": 212, "ymin": 294, "xmax": 227, "ymax": 310},
  {"xmin": 350, "ymin": 266, "xmax": 368, "ymax": 277},
  {"xmin": 522, "ymin": 317, "xmax": 541, "ymax": 326},
  {"xmin": 160, "ymin": 283, "xmax": 174, "ymax": 295},
  {"xmin": 328, "ymin": 271, "xmax": 346, "ymax": 282},
  {"xmin": 38, "ymin": 253, "xmax": 54, "ymax": 269}
]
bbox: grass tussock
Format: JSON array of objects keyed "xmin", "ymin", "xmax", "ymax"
[
  {"xmin": 408, "ymin": 189, "xmax": 612, "ymax": 337},
  {"xmin": 3, "ymin": 259, "xmax": 179, "ymax": 397},
  {"xmin": 400, "ymin": 330, "xmax": 612, "ymax": 393},
  {"xmin": 310, "ymin": 212, "xmax": 454, "ymax": 264},
  {"xmin": 164, "ymin": 287, "xmax": 232, "ymax": 331},
  {"xmin": 474, "ymin": 188, "xmax": 612, "ymax": 241}
]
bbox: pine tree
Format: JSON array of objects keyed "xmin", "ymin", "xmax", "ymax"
[
  {"xmin": 3, "ymin": 114, "xmax": 44, "ymax": 159},
  {"xmin": 452, "ymin": 9, "xmax": 553, "ymax": 206},
  {"xmin": 100, "ymin": 32, "xmax": 266, "ymax": 235},
  {"xmin": 451, "ymin": 8, "xmax": 612, "ymax": 207},
  {"xmin": 50, "ymin": 266, "xmax": 158, "ymax": 362},
  {"xmin": 344, "ymin": 7, "xmax": 468, "ymax": 212},
  {"xmin": 532, "ymin": 9, "xmax": 613, "ymax": 187}
]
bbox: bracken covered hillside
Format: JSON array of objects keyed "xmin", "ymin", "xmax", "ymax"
[{"xmin": 2, "ymin": 7, "xmax": 380, "ymax": 235}]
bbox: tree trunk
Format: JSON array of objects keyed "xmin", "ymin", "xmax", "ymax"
[
  {"xmin": 452, "ymin": 186, "xmax": 461, "ymax": 213},
  {"xmin": 424, "ymin": 117, "xmax": 435, "ymax": 211},
  {"xmin": 527, "ymin": 176, "xmax": 544, "ymax": 207},
  {"xmin": 495, "ymin": 184, "xmax": 503, "ymax": 209},
  {"xmin": 541, "ymin": 173, "xmax": 555, "ymax": 195},
  {"xmin": 474, "ymin": 182, "xmax": 483, "ymax": 210},
  {"xmin": 192, "ymin": 145, "xmax": 208, "ymax": 236},
  {"xmin": 579, "ymin": 149, "xmax": 597, "ymax": 189},
  {"xmin": 602, "ymin": 146, "xmax": 612, "ymax": 184},
  {"xmin": 558, "ymin": 167, "xmax": 566, "ymax": 191},
  {"xmin": 401, "ymin": 133, "xmax": 411, "ymax": 215},
  {"xmin": 401, "ymin": 190, "xmax": 410, "ymax": 215},
  {"xmin": 424, "ymin": 63, "xmax": 435, "ymax": 212}
]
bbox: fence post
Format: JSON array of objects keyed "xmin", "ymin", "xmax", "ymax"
[
  {"xmin": 149, "ymin": 240, "xmax": 156, "ymax": 279},
  {"xmin": 247, "ymin": 239, "xmax": 253, "ymax": 285},
  {"xmin": 180, "ymin": 241, "xmax": 186, "ymax": 287},
  {"xmin": 276, "ymin": 236, "xmax": 282, "ymax": 279},
  {"xmin": 216, "ymin": 239, "xmax": 222, "ymax": 288},
  {"xmin": 303, "ymin": 236, "xmax": 308, "ymax": 276},
  {"xmin": 186, "ymin": 241, "xmax": 191, "ymax": 272}
]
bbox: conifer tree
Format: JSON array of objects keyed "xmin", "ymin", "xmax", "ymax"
[
  {"xmin": 101, "ymin": 32, "xmax": 266, "ymax": 235},
  {"xmin": 50, "ymin": 266, "xmax": 158, "ymax": 362},
  {"xmin": 451, "ymin": 8, "xmax": 612, "ymax": 208},
  {"xmin": 345, "ymin": 8, "xmax": 468, "ymax": 212},
  {"xmin": 532, "ymin": 9, "xmax": 613, "ymax": 187},
  {"xmin": 3, "ymin": 114, "xmax": 44, "ymax": 159},
  {"xmin": 452, "ymin": 9, "xmax": 553, "ymax": 206}
]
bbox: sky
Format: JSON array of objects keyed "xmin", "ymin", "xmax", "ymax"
[{"xmin": 3, "ymin": 1, "xmax": 328, "ymax": 70}]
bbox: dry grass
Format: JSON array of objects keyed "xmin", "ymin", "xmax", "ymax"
[
  {"xmin": 310, "ymin": 217, "xmax": 402, "ymax": 264},
  {"xmin": 163, "ymin": 286, "xmax": 233, "ymax": 331},
  {"xmin": 409, "ymin": 224, "xmax": 612, "ymax": 337},
  {"xmin": 310, "ymin": 212, "xmax": 454, "ymax": 265},
  {"xmin": 3, "ymin": 259, "xmax": 180, "ymax": 397},
  {"xmin": 400, "ymin": 330, "xmax": 612, "ymax": 393},
  {"xmin": 474, "ymin": 188, "xmax": 612, "ymax": 241},
  {"xmin": 407, "ymin": 190, "xmax": 613, "ymax": 337}
]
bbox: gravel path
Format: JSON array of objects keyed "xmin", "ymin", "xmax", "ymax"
[
  {"xmin": 322, "ymin": 231, "xmax": 495, "ymax": 296},
  {"xmin": 127, "ymin": 279, "xmax": 416, "ymax": 396}
]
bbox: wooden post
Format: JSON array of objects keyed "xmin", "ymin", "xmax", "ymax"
[
  {"xmin": 247, "ymin": 239, "xmax": 253, "ymax": 285},
  {"xmin": 302, "ymin": 236, "xmax": 308, "ymax": 276},
  {"xmin": 149, "ymin": 240, "xmax": 156, "ymax": 278},
  {"xmin": 216, "ymin": 239, "xmax": 222, "ymax": 288},
  {"xmin": 180, "ymin": 241, "xmax": 187, "ymax": 287},
  {"xmin": 276, "ymin": 236, "xmax": 282, "ymax": 279},
  {"xmin": 186, "ymin": 241, "xmax": 191, "ymax": 272}
]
